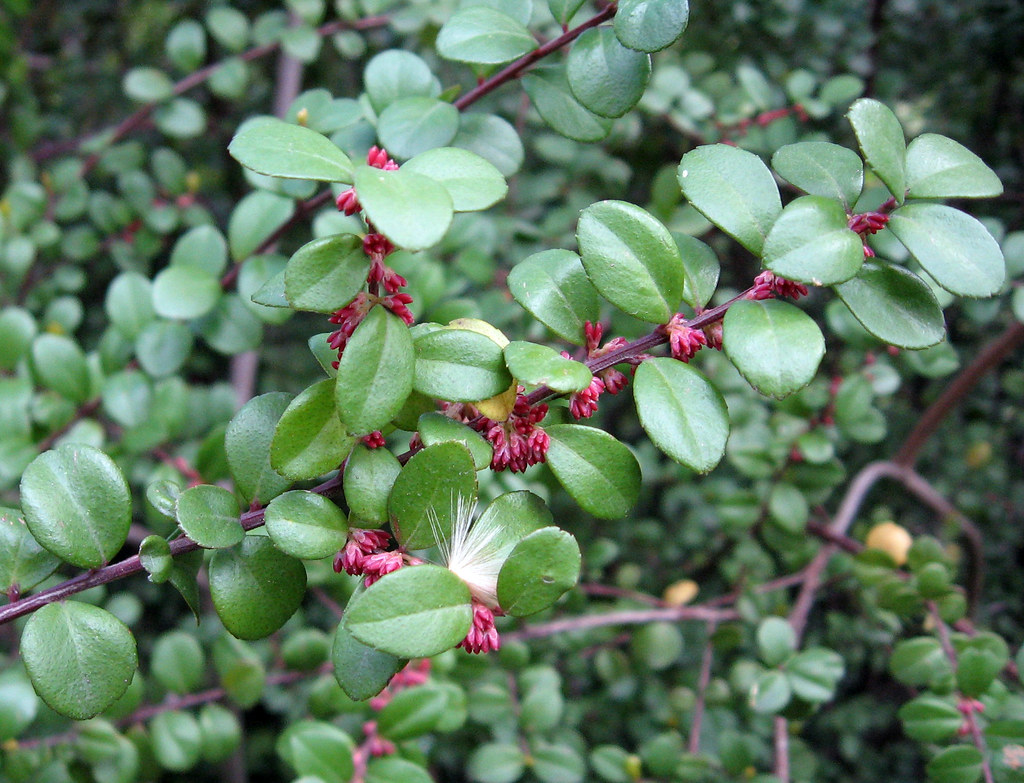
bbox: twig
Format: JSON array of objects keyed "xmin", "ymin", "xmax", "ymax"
[
  {"xmin": 688, "ymin": 621, "xmax": 717, "ymax": 754},
  {"xmin": 503, "ymin": 605, "xmax": 738, "ymax": 642},
  {"xmin": 773, "ymin": 716, "xmax": 790, "ymax": 783}
]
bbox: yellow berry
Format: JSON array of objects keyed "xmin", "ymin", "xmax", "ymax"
[
  {"xmin": 663, "ymin": 579, "xmax": 699, "ymax": 606},
  {"xmin": 865, "ymin": 521, "xmax": 913, "ymax": 566}
]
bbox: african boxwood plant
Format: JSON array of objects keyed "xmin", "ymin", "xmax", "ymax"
[{"xmin": 2, "ymin": 1, "xmax": 1023, "ymax": 782}]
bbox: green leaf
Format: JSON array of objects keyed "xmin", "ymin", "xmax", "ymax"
[
  {"xmin": 906, "ymin": 133, "xmax": 1002, "ymax": 199},
  {"xmin": 899, "ymin": 695, "xmax": 964, "ymax": 742},
  {"xmin": 678, "ymin": 145, "xmax": 782, "ymax": 255},
  {"xmin": 723, "ymin": 299, "xmax": 825, "ymax": 398},
  {"xmin": 576, "ymin": 200, "xmax": 684, "ymax": 323},
  {"xmin": 890, "ymin": 637, "xmax": 950, "ymax": 686},
  {"xmin": 279, "ymin": 720, "xmax": 355, "ymax": 783},
  {"xmin": 522, "ymin": 71, "xmax": 612, "ymax": 143},
  {"xmin": 209, "ymin": 535, "xmax": 307, "ymax": 640},
  {"xmin": 763, "ymin": 196, "xmax": 864, "ymax": 285},
  {"xmin": 377, "ymin": 686, "xmax": 446, "ymax": 741},
  {"xmin": 413, "ymin": 328, "xmax": 513, "ymax": 402},
  {"xmin": 403, "ymin": 147, "xmax": 508, "ymax": 212},
  {"xmin": 567, "ymin": 27, "xmax": 651, "ymax": 119},
  {"xmin": 336, "ymin": 307, "xmax": 414, "ymax": 435},
  {"xmin": 169, "ymin": 549, "xmax": 204, "ymax": 622},
  {"xmin": 786, "ymin": 647, "xmax": 844, "ymax": 702},
  {"xmin": 170, "ymin": 225, "xmax": 228, "ymax": 276},
  {"xmin": 756, "ymin": 617, "xmax": 796, "ymax": 667},
  {"xmin": 139, "ymin": 534, "xmax": 173, "ymax": 583},
  {"xmin": 284, "ymin": 234, "xmax": 371, "ymax": 313},
  {"xmin": 468, "ymin": 743, "xmax": 527, "ymax": 783},
  {"xmin": 614, "ymin": 0, "xmax": 690, "ymax": 53},
  {"xmin": 166, "ymin": 19, "xmax": 206, "ymax": 71},
  {"xmin": 21, "ymin": 444, "xmax": 131, "ymax": 569},
  {"xmin": 452, "ymin": 113, "xmax": 524, "ymax": 177},
  {"xmin": 847, "ymin": 98, "xmax": 907, "ymax": 202},
  {"xmin": 544, "ymin": 425, "xmax": 641, "ymax": 518},
  {"xmin": 198, "ymin": 293, "xmax": 264, "ymax": 355},
  {"xmin": 152, "ymin": 265, "xmax": 221, "ymax": 320},
  {"xmin": 31, "ymin": 333, "xmax": 91, "ymax": 403},
  {"xmin": 353, "ymin": 165, "xmax": 453, "ymax": 251},
  {"xmin": 332, "ymin": 619, "xmax": 406, "ymax": 701},
  {"xmin": 887, "ymin": 203, "xmax": 1004, "ymax": 297},
  {"xmin": 271, "ymin": 379, "xmax": 356, "ymax": 481},
  {"xmin": 175, "ymin": 484, "xmax": 244, "ymax": 549},
  {"xmin": 675, "ymin": 234, "xmax": 720, "ymax": 309},
  {"xmin": 377, "ymin": 97, "xmax": 459, "ymax": 160},
  {"xmin": 366, "ymin": 757, "xmax": 434, "ymax": 783},
  {"xmin": 264, "ymin": 490, "xmax": 348, "ymax": 560},
  {"xmin": 346, "ymin": 564, "xmax": 472, "ymax": 657},
  {"xmin": 771, "ymin": 142, "xmax": 864, "ymax": 209},
  {"xmin": 199, "ymin": 703, "xmax": 242, "ymax": 763},
  {"xmin": 0, "ymin": 669, "xmax": 38, "ymax": 742},
  {"xmin": 833, "ymin": 262, "xmax": 945, "ymax": 349},
  {"xmin": 343, "ymin": 444, "xmax": 402, "ymax": 525},
  {"xmin": 105, "ymin": 272, "xmax": 155, "ymax": 339},
  {"xmin": 151, "ymin": 631, "xmax": 205, "ymax": 694},
  {"xmin": 504, "ymin": 342, "xmax": 592, "ymax": 393},
  {"xmin": 123, "ymin": 67, "xmax": 173, "ymax": 102},
  {"xmin": 507, "ymin": 249, "xmax": 600, "ymax": 344},
  {"xmin": 389, "ymin": 442, "xmax": 477, "ymax": 549},
  {"xmin": 363, "ymin": 50, "xmax": 439, "ymax": 115},
  {"xmin": 228, "ymin": 191, "xmax": 294, "ymax": 262},
  {"xmin": 750, "ymin": 670, "xmax": 792, "ymax": 714},
  {"xmin": 21, "ymin": 602, "xmax": 137, "ymax": 720},
  {"xmin": 956, "ymin": 647, "xmax": 1002, "ymax": 698},
  {"xmin": 633, "ymin": 358, "xmax": 729, "ymax": 473},
  {"xmin": 229, "ymin": 118, "xmax": 354, "ymax": 183},
  {"xmin": 436, "ymin": 7, "xmax": 537, "ymax": 65},
  {"xmin": 0, "ymin": 506, "xmax": 59, "ymax": 594},
  {"xmin": 417, "ymin": 412, "xmax": 494, "ymax": 471},
  {"xmin": 226, "ymin": 392, "xmax": 294, "ymax": 505},
  {"xmin": 497, "ymin": 526, "xmax": 581, "ymax": 617},
  {"xmin": 926, "ymin": 746, "xmax": 983, "ymax": 783},
  {"xmin": 136, "ymin": 321, "xmax": 194, "ymax": 378}
]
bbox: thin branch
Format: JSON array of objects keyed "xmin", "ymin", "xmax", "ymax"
[
  {"xmin": 503, "ymin": 605, "xmax": 738, "ymax": 642},
  {"xmin": 452, "ymin": 4, "xmax": 617, "ymax": 111},
  {"xmin": 688, "ymin": 622, "xmax": 717, "ymax": 754},
  {"xmin": 894, "ymin": 320, "xmax": 1024, "ymax": 467},
  {"xmin": 773, "ymin": 716, "xmax": 790, "ymax": 783}
]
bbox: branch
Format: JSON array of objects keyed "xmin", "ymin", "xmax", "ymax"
[
  {"xmin": 893, "ymin": 320, "xmax": 1024, "ymax": 468},
  {"xmin": 0, "ymin": 474, "xmax": 343, "ymax": 627},
  {"xmin": 453, "ymin": 4, "xmax": 618, "ymax": 111},
  {"xmin": 688, "ymin": 622, "xmax": 717, "ymax": 754},
  {"xmin": 503, "ymin": 605, "xmax": 738, "ymax": 642}
]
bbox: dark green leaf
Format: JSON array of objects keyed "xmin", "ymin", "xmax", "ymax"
[
  {"xmin": 21, "ymin": 602, "xmax": 137, "ymax": 720},
  {"xmin": 279, "ymin": 720, "xmax": 355, "ymax": 783},
  {"xmin": 545, "ymin": 425, "xmax": 641, "ymax": 518},
  {"xmin": 614, "ymin": 0, "xmax": 690, "ymax": 53},
  {"xmin": 209, "ymin": 536, "xmax": 307, "ymax": 640},
  {"xmin": 264, "ymin": 490, "xmax": 348, "ymax": 560},
  {"xmin": 271, "ymin": 379, "xmax": 356, "ymax": 481},
  {"xmin": 377, "ymin": 97, "xmax": 459, "ymax": 160},
  {"xmin": 346, "ymin": 564, "xmax": 472, "ymax": 657},
  {"xmin": 354, "ymin": 165, "xmax": 453, "ymax": 251},
  {"xmin": 229, "ymin": 118, "xmax": 354, "ymax": 182},
  {"xmin": 403, "ymin": 147, "xmax": 507, "ymax": 212},
  {"xmin": 389, "ymin": 442, "xmax": 477, "ymax": 549},
  {"xmin": 21, "ymin": 444, "xmax": 131, "ymax": 568},
  {"xmin": 906, "ymin": 133, "xmax": 1002, "ymax": 199},
  {"xmin": 175, "ymin": 484, "xmax": 244, "ymax": 549},
  {"xmin": 504, "ymin": 342, "xmax": 592, "ymax": 393},
  {"xmin": 226, "ymin": 392, "xmax": 294, "ymax": 505},
  {"xmin": 507, "ymin": 249, "xmax": 600, "ymax": 344},
  {"xmin": 417, "ymin": 412, "xmax": 493, "ymax": 471},
  {"xmin": 0, "ymin": 506, "xmax": 59, "ymax": 594},
  {"xmin": 284, "ymin": 234, "xmax": 371, "ymax": 313},
  {"xmin": 497, "ymin": 526, "xmax": 581, "ymax": 617},
  {"xmin": 413, "ymin": 327, "xmax": 513, "ymax": 402},
  {"xmin": 925, "ymin": 746, "xmax": 983, "ymax": 783},
  {"xmin": 522, "ymin": 71, "xmax": 612, "ymax": 143},
  {"xmin": 833, "ymin": 262, "xmax": 945, "ymax": 349},
  {"xmin": 899, "ymin": 695, "xmax": 964, "ymax": 742},
  {"xmin": 567, "ymin": 27, "xmax": 651, "ymax": 119},
  {"xmin": 847, "ymin": 98, "xmax": 906, "ymax": 202},
  {"xmin": 763, "ymin": 195, "xmax": 863, "ymax": 285},
  {"xmin": 634, "ymin": 359, "xmax": 729, "ymax": 473},
  {"xmin": 675, "ymin": 234, "xmax": 720, "ymax": 309},
  {"xmin": 576, "ymin": 200, "xmax": 684, "ymax": 323},
  {"xmin": 436, "ymin": 7, "xmax": 537, "ymax": 65},
  {"xmin": 377, "ymin": 686, "xmax": 446, "ymax": 740},
  {"xmin": 678, "ymin": 145, "xmax": 782, "ymax": 255},
  {"xmin": 723, "ymin": 299, "xmax": 825, "ymax": 398},
  {"xmin": 771, "ymin": 142, "xmax": 864, "ymax": 209},
  {"xmin": 332, "ymin": 619, "xmax": 405, "ymax": 701}
]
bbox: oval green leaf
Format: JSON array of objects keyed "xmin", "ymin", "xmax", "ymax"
[
  {"xmin": 208, "ymin": 535, "xmax": 307, "ymax": 640},
  {"xmin": 402, "ymin": 147, "xmax": 508, "ymax": 212},
  {"xmin": 678, "ymin": 145, "xmax": 782, "ymax": 255},
  {"xmin": 284, "ymin": 234, "xmax": 371, "ymax": 313},
  {"xmin": 504, "ymin": 342, "xmax": 592, "ymax": 393},
  {"xmin": 887, "ymin": 203, "xmax": 1004, "ymax": 297},
  {"xmin": 614, "ymin": 0, "xmax": 690, "ymax": 53},
  {"xmin": 21, "ymin": 444, "xmax": 131, "ymax": 569},
  {"xmin": 723, "ymin": 299, "xmax": 825, "ymax": 398},
  {"xmin": 522, "ymin": 71, "xmax": 611, "ymax": 143},
  {"xmin": 771, "ymin": 142, "xmax": 864, "ymax": 209},
  {"xmin": 413, "ymin": 328, "xmax": 513, "ymax": 402},
  {"xmin": 763, "ymin": 196, "xmax": 863, "ymax": 286},
  {"xmin": 833, "ymin": 262, "xmax": 945, "ymax": 349},
  {"xmin": 436, "ymin": 7, "xmax": 537, "ymax": 65},
  {"xmin": 377, "ymin": 97, "xmax": 459, "ymax": 160},
  {"xmin": 345, "ymin": 564, "xmax": 472, "ymax": 658},
  {"xmin": 353, "ymin": 165, "xmax": 453, "ymax": 251},
  {"xmin": 332, "ymin": 619, "xmax": 406, "ymax": 701},
  {"xmin": 264, "ymin": 490, "xmax": 348, "ymax": 560},
  {"xmin": 633, "ymin": 358, "xmax": 729, "ymax": 473},
  {"xmin": 416, "ymin": 412, "xmax": 493, "ymax": 471},
  {"xmin": 576, "ymin": 200, "xmax": 684, "ymax": 323},
  {"xmin": 906, "ymin": 133, "xmax": 1002, "ymax": 199},
  {"xmin": 497, "ymin": 527, "xmax": 582, "ymax": 617},
  {"xmin": 21, "ymin": 602, "xmax": 138, "ymax": 720},
  {"xmin": 229, "ymin": 117, "xmax": 354, "ymax": 183},
  {"xmin": 271, "ymin": 378, "xmax": 356, "ymax": 481},
  {"xmin": 226, "ymin": 392, "xmax": 294, "ymax": 504},
  {"xmin": 507, "ymin": 249, "xmax": 600, "ymax": 344},
  {"xmin": 846, "ymin": 98, "xmax": 906, "ymax": 202},
  {"xmin": 567, "ymin": 27, "xmax": 652, "ymax": 119},
  {"xmin": 0, "ymin": 507, "xmax": 60, "ymax": 594},
  {"xmin": 336, "ymin": 307, "xmax": 415, "ymax": 435},
  {"xmin": 544, "ymin": 425, "xmax": 641, "ymax": 519},
  {"xmin": 389, "ymin": 442, "xmax": 477, "ymax": 549},
  {"xmin": 175, "ymin": 484, "xmax": 244, "ymax": 549}
]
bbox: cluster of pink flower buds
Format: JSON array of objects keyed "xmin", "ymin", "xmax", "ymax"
[
  {"xmin": 475, "ymin": 393, "xmax": 550, "ymax": 472},
  {"xmin": 566, "ymin": 321, "xmax": 629, "ymax": 419},
  {"xmin": 326, "ymin": 290, "xmax": 416, "ymax": 366},
  {"xmin": 334, "ymin": 528, "xmax": 403, "ymax": 587},
  {"xmin": 458, "ymin": 603, "xmax": 501, "ymax": 654},
  {"xmin": 956, "ymin": 697, "xmax": 985, "ymax": 737},
  {"xmin": 361, "ymin": 431, "xmax": 386, "ymax": 449},
  {"xmin": 663, "ymin": 313, "xmax": 708, "ymax": 362},
  {"xmin": 334, "ymin": 145, "xmax": 400, "ymax": 215},
  {"xmin": 748, "ymin": 269, "xmax": 809, "ymax": 301},
  {"xmin": 848, "ymin": 211, "xmax": 891, "ymax": 258}
]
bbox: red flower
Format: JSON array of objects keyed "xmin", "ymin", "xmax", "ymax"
[
  {"xmin": 476, "ymin": 393, "xmax": 550, "ymax": 473},
  {"xmin": 663, "ymin": 314, "xmax": 707, "ymax": 362},
  {"xmin": 748, "ymin": 269, "xmax": 809, "ymax": 301},
  {"xmin": 458, "ymin": 603, "xmax": 501, "ymax": 654}
]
